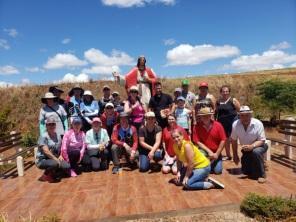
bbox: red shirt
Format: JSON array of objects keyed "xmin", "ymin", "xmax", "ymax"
[
  {"xmin": 192, "ymin": 120, "xmax": 226, "ymax": 152},
  {"xmin": 162, "ymin": 125, "xmax": 189, "ymax": 157}
]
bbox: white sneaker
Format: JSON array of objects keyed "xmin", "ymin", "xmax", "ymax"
[{"xmin": 208, "ymin": 177, "xmax": 225, "ymax": 189}]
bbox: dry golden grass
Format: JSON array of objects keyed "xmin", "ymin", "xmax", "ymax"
[{"xmin": 0, "ymin": 67, "xmax": 295, "ymax": 136}]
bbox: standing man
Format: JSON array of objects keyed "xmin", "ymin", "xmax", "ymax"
[
  {"xmin": 231, "ymin": 106, "xmax": 268, "ymax": 183},
  {"xmin": 192, "ymin": 107, "xmax": 226, "ymax": 174},
  {"xmin": 181, "ymin": 79, "xmax": 196, "ymax": 111},
  {"xmin": 148, "ymin": 82, "xmax": 173, "ymax": 129},
  {"xmin": 98, "ymin": 85, "xmax": 113, "ymax": 115}
]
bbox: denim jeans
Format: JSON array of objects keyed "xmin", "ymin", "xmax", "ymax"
[
  {"xmin": 200, "ymin": 149, "xmax": 223, "ymax": 174},
  {"xmin": 241, "ymin": 143, "xmax": 268, "ymax": 178},
  {"xmin": 82, "ymin": 149, "xmax": 109, "ymax": 171},
  {"xmin": 181, "ymin": 165, "xmax": 213, "ymax": 190},
  {"xmin": 139, "ymin": 149, "xmax": 163, "ymax": 172}
]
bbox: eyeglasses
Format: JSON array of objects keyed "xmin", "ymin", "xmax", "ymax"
[
  {"xmin": 130, "ymin": 90, "xmax": 138, "ymax": 93},
  {"xmin": 106, "ymin": 106, "xmax": 113, "ymax": 109},
  {"xmin": 46, "ymin": 123, "xmax": 56, "ymax": 126}
]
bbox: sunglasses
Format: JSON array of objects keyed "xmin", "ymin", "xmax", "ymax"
[
  {"xmin": 106, "ymin": 106, "xmax": 113, "ymax": 109},
  {"xmin": 130, "ymin": 90, "xmax": 138, "ymax": 93},
  {"xmin": 46, "ymin": 123, "xmax": 56, "ymax": 126}
]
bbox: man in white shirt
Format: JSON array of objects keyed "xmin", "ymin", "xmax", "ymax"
[{"xmin": 231, "ymin": 106, "xmax": 268, "ymax": 183}]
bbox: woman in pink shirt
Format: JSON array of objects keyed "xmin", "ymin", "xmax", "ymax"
[
  {"xmin": 124, "ymin": 85, "xmax": 146, "ymax": 131},
  {"xmin": 61, "ymin": 117, "xmax": 86, "ymax": 177}
]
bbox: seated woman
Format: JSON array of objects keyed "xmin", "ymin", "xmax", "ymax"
[
  {"xmin": 61, "ymin": 117, "xmax": 86, "ymax": 177},
  {"xmin": 36, "ymin": 116, "xmax": 70, "ymax": 182},
  {"xmin": 80, "ymin": 90, "xmax": 99, "ymax": 132},
  {"xmin": 124, "ymin": 86, "xmax": 146, "ymax": 132},
  {"xmin": 138, "ymin": 112, "xmax": 163, "ymax": 172},
  {"xmin": 83, "ymin": 117, "xmax": 110, "ymax": 171},
  {"xmin": 171, "ymin": 129, "xmax": 224, "ymax": 190},
  {"xmin": 162, "ymin": 114, "xmax": 189, "ymax": 175}
]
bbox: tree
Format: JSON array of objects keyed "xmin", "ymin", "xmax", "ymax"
[{"xmin": 257, "ymin": 79, "xmax": 296, "ymax": 120}]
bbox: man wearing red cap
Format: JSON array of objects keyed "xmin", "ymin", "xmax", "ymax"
[
  {"xmin": 113, "ymin": 56, "xmax": 157, "ymax": 108},
  {"xmin": 194, "ymin": 82, "xmax": 216, "ymax": 124}
]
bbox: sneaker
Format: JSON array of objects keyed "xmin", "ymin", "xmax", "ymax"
[
  {"xmin": 112, "ymin": 166, "xmax": 120, "ymax": 174},
  {"xmin": 208, "ymin": 177, "xmax": 225, "ymax": 189},
  {"xmin": 222, "ymin": 156, "xmax": 232, "ymax": 161},
  {"xmin": 38, "ymin": 173, "xmax": 57, "ymax": 183},
  {"xmin": 258, "ymin": 177, "xmax": 266, "ymax": 184},
  {"xmin": 70, "ymin": 169, "xmax": 77, "ymax": 177}
]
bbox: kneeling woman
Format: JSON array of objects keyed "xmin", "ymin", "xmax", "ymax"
[
  {"xmin": 36, "ymin": 116, "xmax": 70, "ymax": 182},
  {"xmin": 172, "ymin": 129, "xmax": 224, "ymax": 190},
  {"xmin": 61, "ymin": 117, "xmax": 86, "ymax": 177}
]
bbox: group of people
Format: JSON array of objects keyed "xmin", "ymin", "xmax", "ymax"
[{"xmin": 36, "ymin": 56, "xmax": 268, "ymax": 190}]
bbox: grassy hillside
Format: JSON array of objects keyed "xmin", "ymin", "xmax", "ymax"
[{"xmin": 0, "ymin": 67, "xmax": 295, "ymax": 137}]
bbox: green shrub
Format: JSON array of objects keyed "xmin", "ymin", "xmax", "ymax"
[
  {"xmin": 240, "ymin": 193, "xmax": 296, "ymax": 221},
  {"xmin": 22, "ymin": 132, "xmax": 37, "ymax": 147}
]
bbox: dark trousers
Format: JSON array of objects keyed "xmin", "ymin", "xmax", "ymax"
[
  {"xmin": 68, "ymin": 149, "xmax": 81, "ymax": 170},
  {"xmin": 82, "ymin": 149, "xmax": 109, "ymax": 171},
  {"xmin": 111, "ymin": 144, "xmax": 139, "ymax": 167},
  {"xmin": 37, "ymin": 159, "xmax": 70, "ymax": 171},
  {"xmin": 241, "ymin": 144, "xmax": 268, "ymax": 178}
]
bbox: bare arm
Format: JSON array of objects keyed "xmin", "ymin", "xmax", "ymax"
[
  {"xmin": 184, "ymin": 143, "xmax": 195, "ymax": 178},
  {"xmin": 231, "ymin": 139, "xmax": 239, "ymax": 165},
  {"xmin": 139, "ymin": 136, "xmax": 153, "ymax": 151}
]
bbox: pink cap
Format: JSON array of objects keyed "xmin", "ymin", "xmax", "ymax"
[{"xmin": 199, "ymin": 82, "xmax": 208, "ymax": 88}]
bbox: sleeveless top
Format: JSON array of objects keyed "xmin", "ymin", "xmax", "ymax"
[
  {"xmin": 216, "ymin": 97, "xmax": 237, "ymax": 120},
  {"xmin": 195, "ymin": 93, "xmax": 214, "ymax": 113},
  {"xmin": 173, "ymin": 140, "xmax": 210, "ymax": 169},
  {"xmin": 128, "ymin": 99, "xmax": 145, "ymax": 123},
  {"xmin": 175, "ymin": 107, "xmax": 190, "ymax": 129}
]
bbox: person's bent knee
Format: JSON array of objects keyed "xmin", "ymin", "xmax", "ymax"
[
  {"xmin": 111, "ymin": 144, "xmax": 118, "ymax": 151},
  {"xmin": 162, "ymin": 166, "xmax": 170, "ymax": 174},
  {"xmin": 172, "ymin": 167, "xmax": 178, "ymax": 175},
  {"xmin": 139, "ymin": 165, "xmax": 150, "ymax": 172}
]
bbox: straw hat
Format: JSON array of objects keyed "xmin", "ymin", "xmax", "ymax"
[
  {"xmin": 239, "ymin": 106, "xmax": 253, "ymax": 114},
  {"xmin": 41, "ymin": 92, "xmax": 57, "ymax": 104},
  {"xmin": 197, "ymin": 107, "xmax": 214, "ymax": 116}
]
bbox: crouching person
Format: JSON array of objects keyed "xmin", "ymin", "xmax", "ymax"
[
  {"xmin": 172, "ymin": 129, "xmax": 224, "ymax": 190},
  {"xmin": 83, "ymin": 117, "xmax": 109, "ymax": 171},
  {"xmin": 36, "ymin": 116, "xmax": 70, "ymax": 182},
  {"xmin": 61, "ymin": 117, "xmax": 86, "ymax": 177},
  {"xmin": 138, "ymin": 112, "xmax": 163, "ymax": 172},
  {"xmin": 111, "ymin": 112, "xmax": 139, "ymax": 174},
  {"xmin": 231, "ymin": 106, "xmax": 268, "ymax": 183}
]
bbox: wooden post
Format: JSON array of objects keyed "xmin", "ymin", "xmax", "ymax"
[
  {"xmin": 284, "ymin": 117, "xmax": 295, "ymax": 159},
  {"xmin": 16, "ymin": 156, "xmax": 24, "ymax": 177},
  {"xmin": 265, "ymin": 140, "xmax": 271, "ymax": 161}
]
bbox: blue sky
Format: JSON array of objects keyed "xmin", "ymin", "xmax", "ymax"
[{"xmin": 0, "ymin": 0, "xmax": 296, "ymax": 86}]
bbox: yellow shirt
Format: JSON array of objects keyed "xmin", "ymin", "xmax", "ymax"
[{"xmin": 173, "ymin": 140, "xmax": 210, "ymax": 169}]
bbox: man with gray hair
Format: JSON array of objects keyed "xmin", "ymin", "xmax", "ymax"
[{"xmin": 231, "ymin": 106, "xmax": 268, "ymax": 183}]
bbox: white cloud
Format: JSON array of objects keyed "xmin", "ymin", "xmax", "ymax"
[
  {"xmin": 270, "ymin": 41, "xmax": 291, "ymax": 50},
  {"xmin": 223, "ymin": 50, "xmax": 296, "ymax": 72},
  {"xmin": 0, "ymin": 65, "xmax": 19, "ymax": 75},
  {"xmin": 83, "ymin": 48, "xmax": 134, "ymax": 75},
  {"xmin": 84, "ymin": 48, "xmax": 134, "ymax": 66},
  {"xmin": 166, "ymin": 44, "xmax": 240, "ymax": 66},
  {"xmin": 62, "ymin": 38, "xmax": 71, "ymax": 44},
  {"xmin": 0, "ymin": 81, "xmax": 14, "ymax": 88},
  {"xmin": 44, "ymin": 53, "xmax": 87, "ymax": 69},
  {"xmin": 56, "ymin": 73, "xmax": 90, "ymax": 83},
  {"xmin": 82, "ymin": 65, "xmax": 120, "ymax": 75},
  {"xmin": 21, "ymin": 78, "xmax": 31, "ymax": 85},
  {"xmin": 0, "ymin": 39, "xmax": 10, "ymax": 50},
  {"xmin": 164, "ymin": 38, "xmax": 176, "ymax": 46},
  {"xmin": 4, "ymin": 28, "xmax": 18, "ymax": 38},
  {"xmin": 101, "ymin": 0, "xmax": 175, "ymax": 8},
  {"xmin": 25, "ymin": 67, "xmax": 44, "ymax": 73}
]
